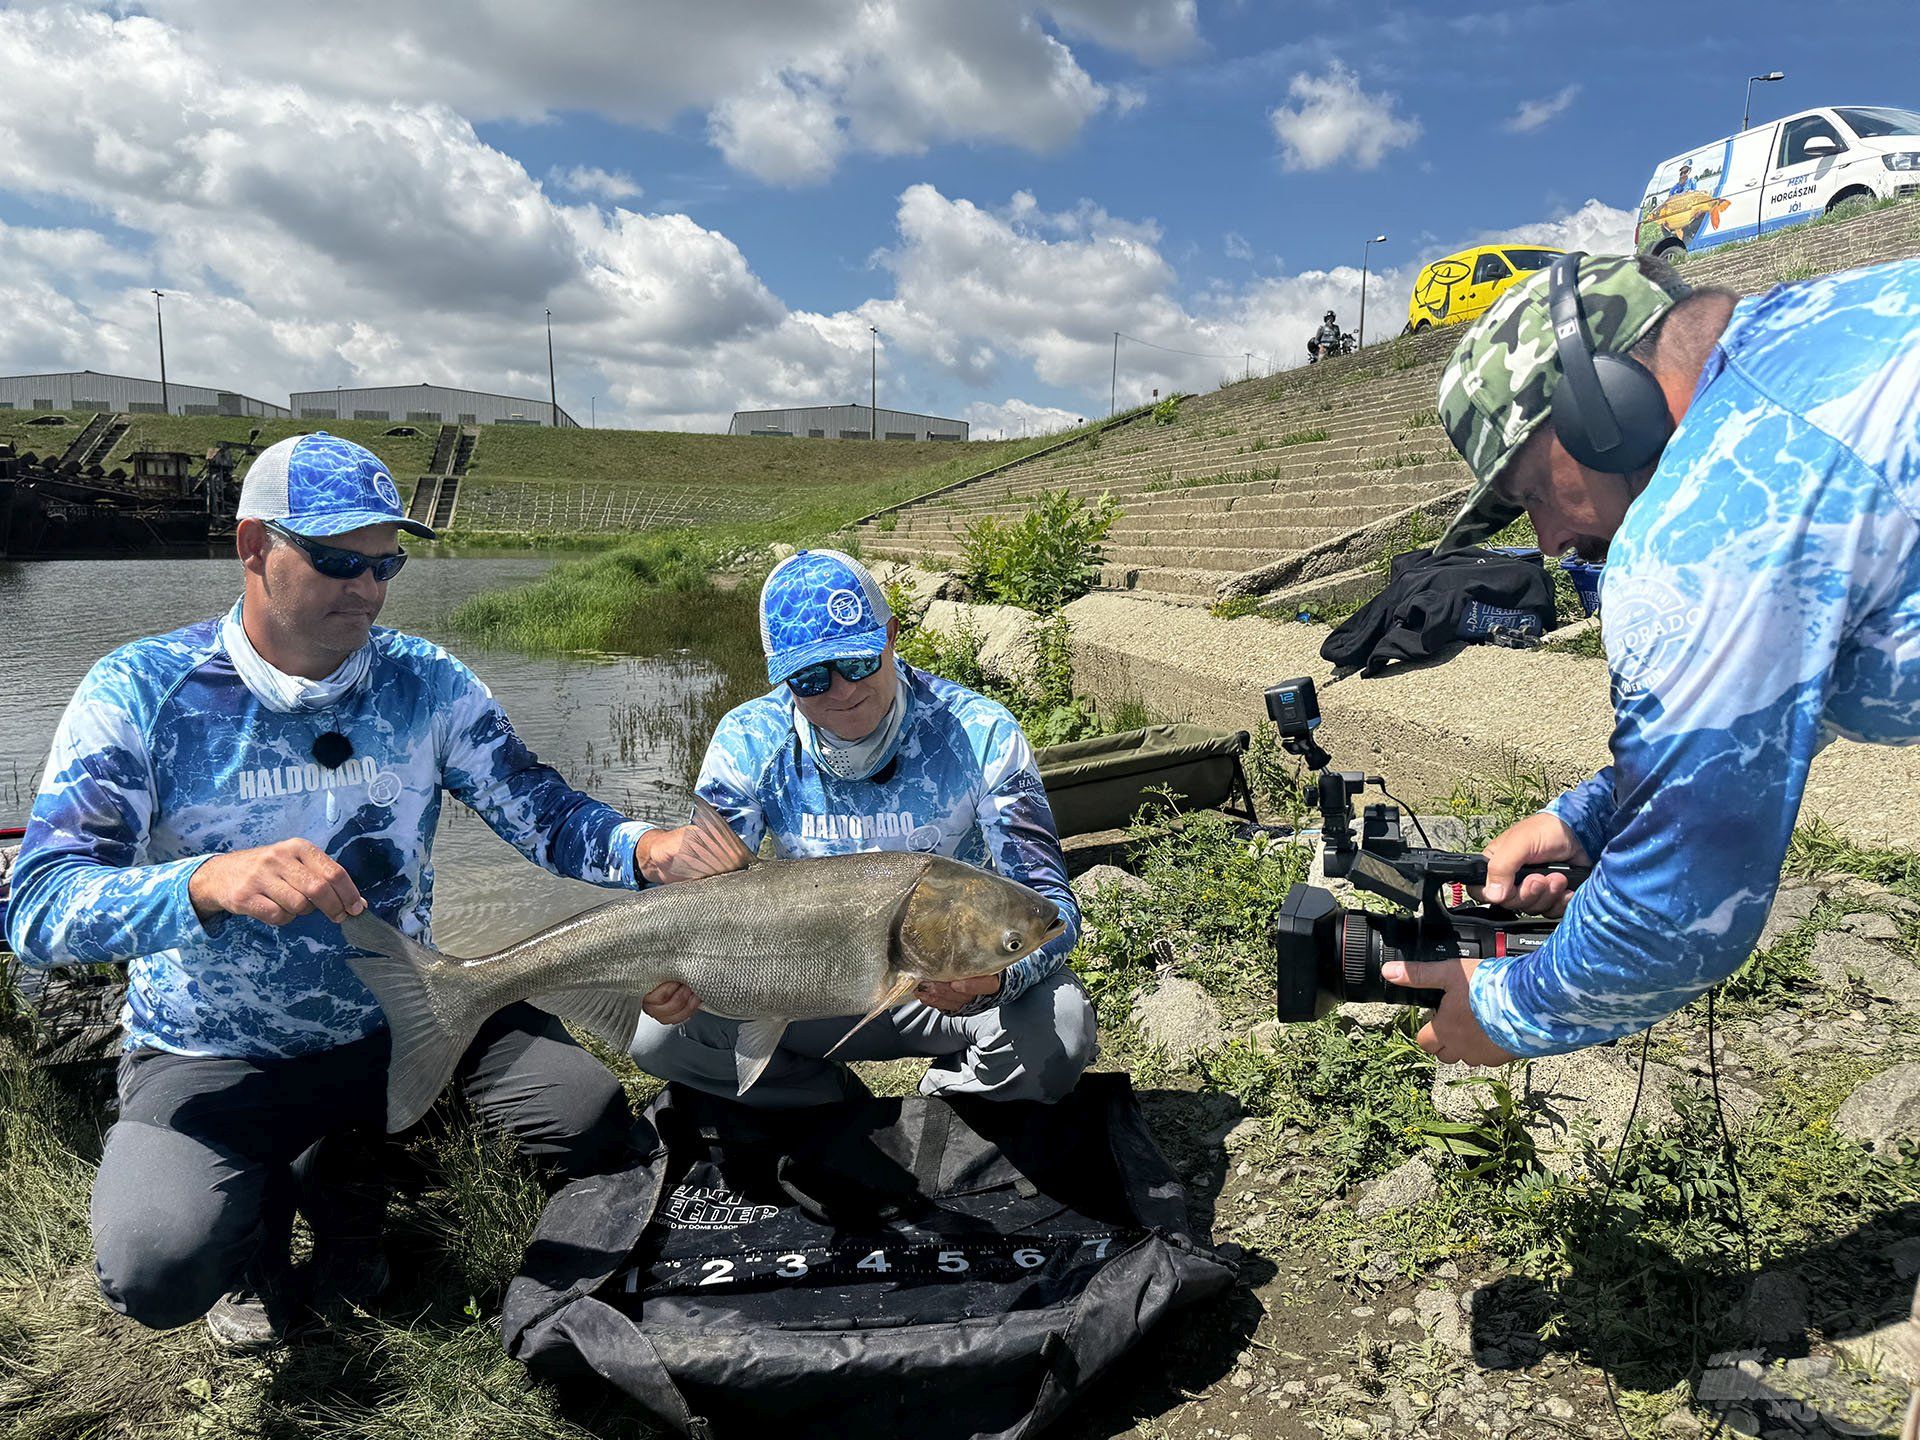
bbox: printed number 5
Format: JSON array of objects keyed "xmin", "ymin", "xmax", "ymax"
[
  {"xmin": 775, "ymin": 1254, "xmax": 808, "ymax": 1278},
  {"xmin": 698, "ymin": 1259, "xmax": 735, "ymax": 1286},
  {"xmin": 937, "ymin": 1250, "xmax": 969, "ymax": 1273}
]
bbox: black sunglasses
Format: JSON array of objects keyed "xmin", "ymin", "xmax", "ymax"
[
  {"xmin": 785, "ymin": 654, "xmax": 884, "ymax": 698},
  {"xmin": 265, "ymin": 521, "xmax": 408, "ymax": 582}
]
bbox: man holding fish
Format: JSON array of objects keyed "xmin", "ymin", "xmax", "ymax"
[{"xmin": 6, "ymin": 434, "xmax": 731, "ymax": 1350}]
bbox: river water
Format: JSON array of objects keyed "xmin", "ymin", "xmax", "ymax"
[{"xmin": 2, "ymin": 551, "xmax": 723, "ymax": 952}]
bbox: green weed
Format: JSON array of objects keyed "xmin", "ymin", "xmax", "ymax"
[{"xmin": 956, "ymin": 489, "xmax": 1118, "ymax": 613}]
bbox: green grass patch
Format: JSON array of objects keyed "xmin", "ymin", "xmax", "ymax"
[
  {"xmin": 0, "ymin": 411, "xmax": 438, "ymax": 479},
  {"xmin": 1276, "ymin": 427, "xmax": 1330, "ymax": 447}
]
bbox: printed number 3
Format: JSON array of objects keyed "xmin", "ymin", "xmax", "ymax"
[
  {"xmin": 698, "ymin": 1259, "xmax": 735, "ymax": 1286},
  {"xmin": 775, "ymin": 1254, "xmax": 808, "ymax": 1278}
]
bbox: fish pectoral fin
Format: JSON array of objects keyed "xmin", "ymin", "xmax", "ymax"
[
  {"xmin": 680, "ymin": 796, "xmax": 758, "ymax": 876},
  {"xmin": 735, "ymin": 1018, "xmax": 790, "ymax": 1095},
  {"xmin": 823, "ymin": 972, "xmax": 922, "ymax": 1059},
  {"xmin": 533, "ymin": 988, "xmax": 650, "ymax": 1053}
]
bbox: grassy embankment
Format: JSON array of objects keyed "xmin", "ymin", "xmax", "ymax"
[{"xmin": 0, "ymin": 407, "xmax": 1091, "ymax": 548}]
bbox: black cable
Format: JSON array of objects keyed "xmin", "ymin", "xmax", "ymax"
[
  {"xmin": 1114, "ymin": 331, "xmax": 1274, "ymax": 367},
  {"xmin": 1596, "ymin": 1026, "xmax": 1654, "ymax": 1440},
  {"xmin": 1372, "ymin": 779, "xmax": 1432, "ymax": 848},
  {"xmin": 1705, "ymin": 991, "xmax": 1755, "ymax": 1274}
]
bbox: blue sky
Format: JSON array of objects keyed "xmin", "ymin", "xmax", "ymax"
[{"xmin": 0, "ymin": 1, "xmax": 1911, "ymax": 433}]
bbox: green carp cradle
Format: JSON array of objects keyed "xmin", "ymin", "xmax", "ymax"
[{"xmin": 338, "ymin": 798, "xmax": 1067, "ymax": 1130}]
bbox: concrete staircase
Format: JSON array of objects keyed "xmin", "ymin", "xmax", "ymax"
[
  {"xmin": 857, "ymin": 326, "xmax": 1462, "ymax": 602},
  {"xmin": 854, "ymin": 197, "xmax": 1920, "ymax": 607}
]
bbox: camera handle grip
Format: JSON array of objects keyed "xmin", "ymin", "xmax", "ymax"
[{"xmin": 1513, "ymin": 862, "xmax": 1592, "ymax": 885}]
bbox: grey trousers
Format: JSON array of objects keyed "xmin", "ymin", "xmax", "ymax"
[
  {"xmin": 627, "ymin": 968, "xmax": 1099, "ymax": 1108},
  {"xmin": 91, "ymin": 1003, "xmax": 631, "ymax": 1331}
]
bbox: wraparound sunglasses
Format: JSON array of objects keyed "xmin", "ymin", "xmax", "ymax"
[
  {"xmin": 785, "ymin": 654, "xmax": 884, "ymax": 698},
  {"xmin": 265, "ymin": 520, "xmax": 409, "ymax": 582}
]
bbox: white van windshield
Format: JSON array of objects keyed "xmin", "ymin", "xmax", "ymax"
[{"xmin": 1837, "ymin": 107, "xmax": 1920, "ymax": 139}]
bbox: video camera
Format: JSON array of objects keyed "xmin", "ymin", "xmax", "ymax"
[{"xmin": 1265, "ymin": 677, "xmax": 1583, "ymax": 1023}]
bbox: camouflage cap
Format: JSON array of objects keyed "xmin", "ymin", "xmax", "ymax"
[{"xmin": 1435, "ymin": 253, "xmax": 1690, "ymax": 551}]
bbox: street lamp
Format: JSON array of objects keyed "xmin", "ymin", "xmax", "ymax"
[
  {"xmin": 1358, "ymin": 234, "xmax": 1387, "ymax": 350},
  {"xmin": 591, "ymin": 395, "xmax": 596, "ymax": 429},
  {"xmin": 545, "ymin": 308, "xmax": 558, "ymax": 427},
  {"xmin": 869, "ymin": 325, "xmax": 878, "ymax": 440},
  {"xmin": 151, "ymin": 290, "xmax": 169, "ymax": 415},
  {"xmin": 1743, "ymin": 71, "xmax": 1784, "ymax": 132}
]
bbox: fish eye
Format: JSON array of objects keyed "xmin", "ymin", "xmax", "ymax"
[{"xmin": 1003, "ymin": 930, "xmax": 1022, "ymax": 954}]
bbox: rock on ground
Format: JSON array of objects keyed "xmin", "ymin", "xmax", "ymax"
[
  {"xmin": 1835, "ymin": 1063, "xmax": 1920, "ymax": 1149},
  {"xmin": 1070, "ymin": 864, "xmax": 1150, "ymax": 904},
  {"xmin": 1433, "ymin": 1050, "xmax": 1680, "ymax": 1170},
  {"xmin": 1809, "ymin": 931, "xmax": 1920, "ymax": 1002},
  {"xmin": 1355, "ymin": 1156, "xmax": 1437, "ymax": 1220},
  {"xmin": 1131, "ymin": 978, "xmax": 1227, "ymax": 1059},
  {"xmin": 1757, "ymin": 879, "xmax": 1828, "ymax": 951},
  {"xmin": 1740, "ymin": 1270, "xmax": 1810, "ymax": 1344}
]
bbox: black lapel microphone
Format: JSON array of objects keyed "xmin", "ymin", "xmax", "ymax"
[{"xmin": 311, "ymin": 731, "xmax": 355, "ymax": 770}]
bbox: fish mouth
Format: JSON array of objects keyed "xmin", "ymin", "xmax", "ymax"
[{"xmin": 1041, "ymin": 915, "xmax": 1069, "ymax": 942}]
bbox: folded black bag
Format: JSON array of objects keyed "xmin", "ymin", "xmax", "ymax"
[
  {"xmin": 502, "ymin": 1075, "xmax": 1237, "ymax": 1440},
  {"xmin": 1320, "ymin": 545, "xmax": 1555, "ymax": 677}
]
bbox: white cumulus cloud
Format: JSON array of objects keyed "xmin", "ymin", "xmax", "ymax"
[
  {"xmin": 1503, "ymin": 84, "xmax": 1580, "ymax": 134},
  {"xmin": 1268, "ymin": 61, "xmax": 1421, "ymax": 172},
  {"xmin": 550, "ymin": 166, "xmax": 644, "ymax": 203}
]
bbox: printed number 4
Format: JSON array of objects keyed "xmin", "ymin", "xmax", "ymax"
[
  {"xmin": 698, "ymin": 1259, "xmax": 735, "ymax": 1286},
  {"xmin": 856, "ymin": 1249, "xmax": 891, "ymax": 1273}
]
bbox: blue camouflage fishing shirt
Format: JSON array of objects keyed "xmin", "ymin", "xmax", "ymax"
[
  {"xmin": 1470, "ymin": 258, "xmax": 1920, "ymax": 1057},
  {"xmin": 695, "ymin": 661, "xmax": 1081, "ymax": 1006},
  {"xmin": 7, "ymin": 614, "xmax": 652, "ymax": 1058}
]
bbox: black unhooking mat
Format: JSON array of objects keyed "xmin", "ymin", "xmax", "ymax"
[{"xmin": 502, "ymin": 1074, "xmax": 1238, "ymax": 1440}]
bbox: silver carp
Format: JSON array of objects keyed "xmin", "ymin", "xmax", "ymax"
[{"xmin": 338, "ymin": 798, "xmax": 1067, "ymax": 1131}]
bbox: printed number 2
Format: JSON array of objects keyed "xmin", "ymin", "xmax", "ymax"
[
  {"xmin": 775, "ymin": 1254, "xmax": 809, "ymax": 1278},
  {"xmin": 856, "ymin": 1249, "xmax": 891, "ymax": 1273},
  {"xmin": 698, "ymin": 1259, "xmax": 735, "ymax": 1286},
  {"xmin": 937, "ymin": 1250, "xmax": 969, "ymax": 1273}
]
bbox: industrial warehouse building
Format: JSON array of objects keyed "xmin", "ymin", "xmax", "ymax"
[
  {"xmin": 727, "ymin": 403, "xmax": 967, "ymax": 441},
  {"xmin": 288, "ymin": 383, "xmax": 580, "ymax": 428},
  {"xmin": 0, "ymin": 370, "xmax": 290, "ymax": 418}
]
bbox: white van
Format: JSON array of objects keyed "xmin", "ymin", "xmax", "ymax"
[{"xmin": 1634, "ymin": 105, "xmax": 1920, "ymax": 262}]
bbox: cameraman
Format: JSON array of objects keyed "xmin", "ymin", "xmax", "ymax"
[{"xmin": 1385, "ymin": 252, "xmax": 1920, "ymax": 1073}]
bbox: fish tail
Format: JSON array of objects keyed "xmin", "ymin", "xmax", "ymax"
[{"xmin": 339, "ymin": 911, "xmax": 493, "ymax": 1133}]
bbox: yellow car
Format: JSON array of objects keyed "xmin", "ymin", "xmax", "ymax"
[{"xmin": 1406, "ymin": 244, "xmax": 1565, "ymax": 331}]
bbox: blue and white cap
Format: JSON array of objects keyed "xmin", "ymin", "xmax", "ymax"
[
  {"xmin": 759, "ymin": 548, "xmax": 893, "ymax": 685},
  {"xmin": 237, "ymin": 432, "xmax": 435, "ymax": 540}
]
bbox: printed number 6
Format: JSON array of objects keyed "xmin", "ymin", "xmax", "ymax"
[
  {"xmin": 1013, "ymin": 1248, "xmax": 1044, "ymax": 1269},
  {"xmin": 937, "ymin": 1250, "xmax": 969, "ymax": 1273},
  {"xmin": 775, "ymin": 1253, "xmax": 808, "ymax": 1278},
  {"xmin": 698, "ymin": 1259, "xmax": 735, "ymax": 1286}
]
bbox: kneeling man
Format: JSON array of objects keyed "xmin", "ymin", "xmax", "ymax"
[{"xmin": 632, "ymin": 549, "xmax": 1095, "ymax": 1104}]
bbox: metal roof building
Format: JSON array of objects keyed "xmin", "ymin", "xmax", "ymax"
[
  {"xmin": 0, "ymin": 370, "xmax": 290, "ymax": 418},
  {"xmin": 289, "ymin": 383, "xmax": 579, "ymax": 428},
  {"xmin": 727, "ymin": 403, "xmax": 967, "ymax": 441}
]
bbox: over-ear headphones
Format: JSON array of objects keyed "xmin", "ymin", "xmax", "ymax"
[{"xmin": 1547, "ymin": 251, "xmax": 1673, "ymax": 474}]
